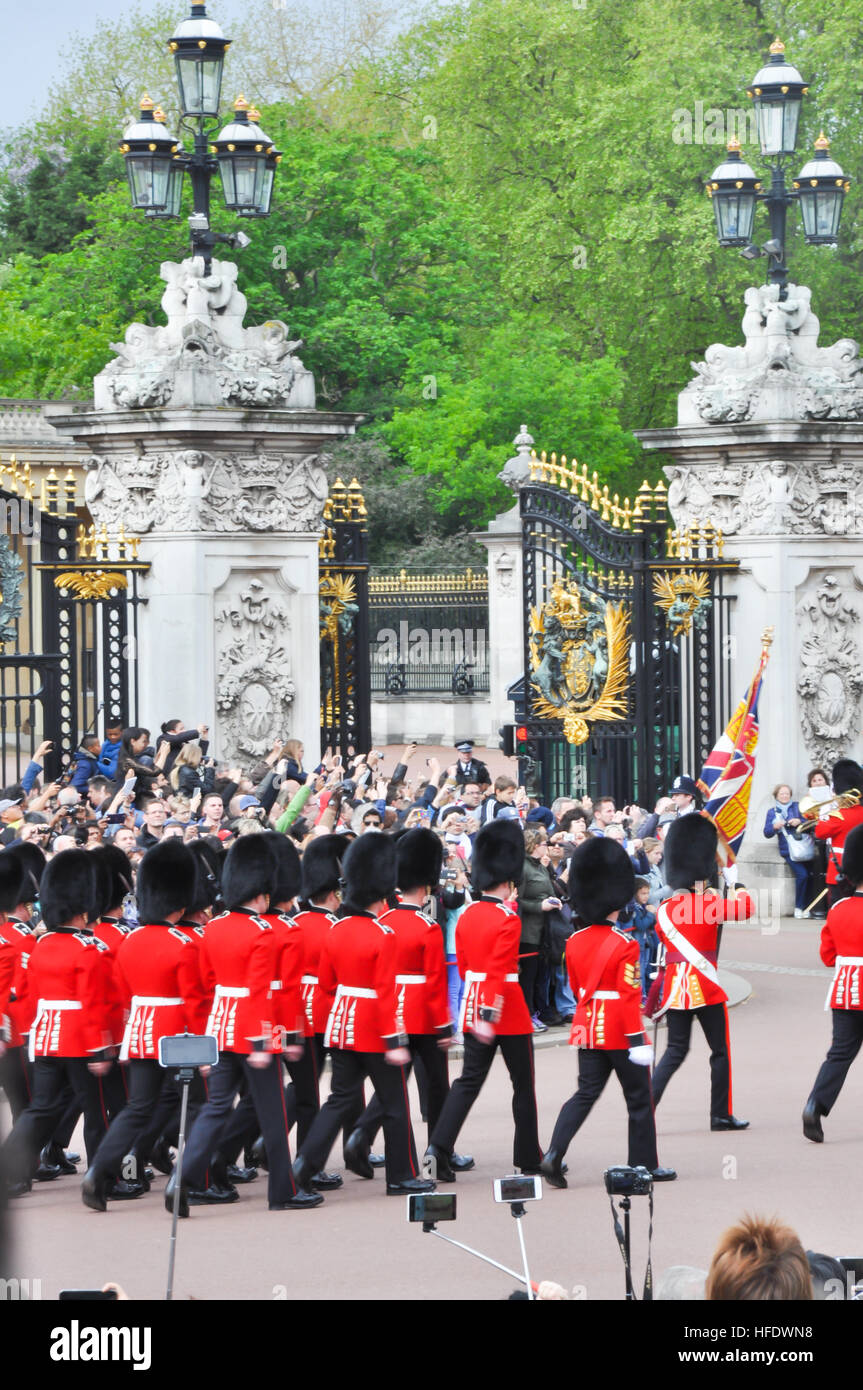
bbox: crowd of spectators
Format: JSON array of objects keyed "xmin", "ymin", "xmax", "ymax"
[{"xmin": 762, "ymin": 768, "xmax": 832, "ymax": 918}]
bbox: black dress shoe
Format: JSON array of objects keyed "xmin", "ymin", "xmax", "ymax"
[
  {"xmin": 34, "ymin": 1161, "xmax": 62, "ymax": 1182},
  {"xmin": 41, "ymin": 1142, "xmax": 78, "ymax": 1175},
  {"xmin": 311, "ymin": 1170, "xmax": 343, "ymax": 1190},
  {"xmin": 249, "ymin": 1136, "xmax": 268, "ymax": 1171},
  {"xmin": 291, "ymin": 1155, "xmax": 312, "ymax": 1191},
  {"xmin": 802, "ymin": 1098, "xmax": 825, "ymax": 1144},
  {"xmin": 208, "ymin": 1155, "xmax": 239, "ymax": 1194},
  {"xmin": 108, "ymin": 1178, "xmax": 149, "ymax": 1200},
  {"xmin": 227, "ymin": 1164, "xmax": 258, "ymax": 1184},
  {"xmin": 148, "ymin": 1140, "xmax": 174, "ymax": 1176},
  {"xmin": 343, "ymin": 1129, "xmax": 374, "ymax": 1180},
  {"xmin": 189, "ymin": 1184, "xmax": 239, "ymax": 1206},
  {"xmin": 65, "ymin": 1151, "xmax": 81, "ymax": 1165},
  {"xmin": 651, "ymin": 1167, "xmax": 677, "ymax": 1182},
  {"xmin": 369, "ymin": 1152, "xmax": 386, "ymax": 1168},
  {"xmin": 164, "ymin": 1173, "xmax": 189, "ymax": 1218},
  {"xmin": 539, "ymin": 1151, "xmax": 567, "ymax": 1189},
  {"xmin": 710, "ymin": 1115, "xmax": 750, "ymax": 1131},
  {"xmin": 7, "ymin": 1180, "xmax": 31, "ymax": 1198},
  {"xmin": 450, "ymin": 1153, "xmax": 475, "ymax": 1172},
  {"xmin": 81, "ymin": 1169, "xmax": 108, "ymax": 1212},
  {"xmin": 560, "ymin": 1014, "xmax": 574, "ymax": 1025},
  {"xmin": 386, "ymin": 1178, "xmax": 436, "ymax": 1195},
  {"xmin": 422, "ymin": 1144, "xmax": 455, "ymax": 1182},
  {"xmin": 269, "ymin": 1189, "xmax": 324, "ymax": 1210}
]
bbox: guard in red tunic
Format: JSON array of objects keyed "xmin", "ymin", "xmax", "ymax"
[
  {"xmin": 90, "ymin": 844, "xmax": 137, "ymax": 1122},
  {"xmin": 541, "ymin": 837, "xmax": 676, "ymax": 1188},
  {"xmin": 803, "ymin": 824, "xmax": 863, "ymax": 1142},
  {"xmin": 425, "ymin": 819, "xmax": 544, "ymax": 1177},
  {"xmin": 292, "ymin": 834, "xmax": 436, "ymax": 1196},
  {"xmin": 346, "ymin": 829, "xmax": 474, "ymax": 1179},
  {"xmin": 2, "ymin": 850, "xmax": 114, "ymax": 1190},
  {"xmin": 813, "ymin": 759, "xmax": 863, "ymax": 909},
  {"xmin": 0, "ymin": 845, "xmax": 44, "ymax": 1123},
  {"xmin": 81, "ymin": 840, "xmax": 209, "ymax": 1210},
  {"xmin": 651, "ymin": 815, "xmax": 754, "ymax": 1130},
  {"xmin": 167, "ymin": 834, "xmax": 322, "ymax": 1214}
]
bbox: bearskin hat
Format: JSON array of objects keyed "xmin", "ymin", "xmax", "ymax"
[
  {"xmin": 396, "ymin": 828, "xmax": 443, "ymax": 893},
  {"xmin": 40, "ymin": 849, "xmax": 97, "ymax": 928},
  {"xmin": 187, "ymin": 839, "xmax": 224, "ymax": 914},
  {"xmin": 568, "ymin": 836, "xmax": 635, "ymax": 923},
  {"xmin": 842, "ymin": 824, "xmax": 863, "ymax": 887},
  {"xmin": 136, "ymin": 840, "xmax": 197, "ymax": 923},
  {"xmin": 222, "ymin": 834, "xmax": 278, "ymax": 911},
  {"xmin": 301, "ymin": 834, "xmax": 349, "ymax": 904},
  {"xmin": 342, "ymin": 833, "xmax": 398, "ymax": 909},
  {"xmin": 663, "ymin": 813, "xmax": 718, "ymax": 889},
  {"xmin": 0, "ymin": 852, "xmax": 25, "ymax": 914},
  {"xmin": 832, "ymin": 759, "xmax": 863, "ymax": 797},
  {"xmin": 91, "ymin": 844, "xmax": 134, "ymax": 916},
  {"xmin": 263, "ymin": 831, "xmax": 302, "ymax": 909},
  {"xmin": 471, "ymin": 819, "xmax": 525, "ymax": 894},
  {"xmin": 5, "ymin": 841, "xmax": 46, "ymax": 903}
]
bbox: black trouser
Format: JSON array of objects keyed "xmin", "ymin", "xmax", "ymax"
[
  {"xmin": 298, "ymin": 1049, "xmax": 419, "ymax": 1185},
  {"xmin": 1, "ymin": 1057, "xmax": 110, "ymax": 1182},
  {"xmin": 88, "ymin": 1060, "xmax": 175, "ymax": 1182},
  {"xmin": 519, "ymin": 942, "xmax": 541, "ymax": 1018},
  {"xmin": 133, "ymin": 1070, "xmax": 208, "ymax": 1161},
  {"xmin": 0, "ymin": 1046, "xmax": 31, "ymax": 1122},
  {"xmin": 353, "ymin": 1034, "xmax": 449, "ymax": 1149},
  {"xmin": 182, "ymin": 1051, "xmax": 299, "ymax": 1206},
  {"xmin": 652, "ymin": 1002, "xmax": 732, "ymax": 1119},
  {"xmin": 548, "ymin": 1048, "xmax": 658, "ymax": 1169},
  {"xmin": 429, "ymin": 1032, "xmax": 543, "ymax": 1171},
  {"xmin": 809, "ymin": 1010, "xmax": 863, "ymax": 1115}
]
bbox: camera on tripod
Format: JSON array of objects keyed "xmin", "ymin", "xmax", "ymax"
[{"xmin": 604, "ymin": 1165, "xmax": 653, "ymax": 1198}]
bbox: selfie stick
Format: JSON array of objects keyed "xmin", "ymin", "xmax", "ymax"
[
  {"xmin": 423, "ymin": 1223, "xmax": 539, "ymax": 1294},
  {"xmin": 165, "ymin": 1061, "xmax": 195, "ymax": 1302},
  {"xmin": 511, "ymin": 1202, "xmax": 535, "ymax": 1299}
]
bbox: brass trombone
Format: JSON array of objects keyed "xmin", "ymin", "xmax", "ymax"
[{"xmin": 789, "ymin": 788, "xmax": 862, "ymax": 838}]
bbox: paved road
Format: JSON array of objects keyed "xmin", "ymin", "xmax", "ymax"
[{"xmin": 6, "ymin": 915, "xmax": 859, "ymax": 1302}]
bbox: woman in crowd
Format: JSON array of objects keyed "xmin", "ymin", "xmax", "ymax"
[
  {"xmin": 282, "ymin": 740, "xmax": 307, "ymax": 786},
  {"xmin": 170, "ymin": 743, "xmax": 215, "ymax": 799},
  {"xmin": 155, "ymin": 719, "xmax": 210, "ymax": 778},
  {"xmin": 763, "ymin": 782, "xmax": 811, "ymax": 919},
  {"xmin": 518, "ymin": 826, "xmax": 561, "ymax": 1033},
  {"xmin": 114, "ymin": 728, "xmax": 158, "ymax": 806}
]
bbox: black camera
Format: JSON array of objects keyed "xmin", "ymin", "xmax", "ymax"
[{"xmin": 604, "ymin": 1165, "xmax": 653, "ymax": 1197}]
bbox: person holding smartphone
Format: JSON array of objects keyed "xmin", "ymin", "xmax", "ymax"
[{"xmin": 518, "ymin": 827, "xmax": 561, "ymax": 1032}]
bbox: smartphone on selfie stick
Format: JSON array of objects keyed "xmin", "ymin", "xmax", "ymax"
[
  {"xmin": 407, "ymin": 1176, "xmax": 542, "ymax": 1297},
  {"xmin": 159, "ymin": 1032, "xmax": 218, "ymax": 1301}
]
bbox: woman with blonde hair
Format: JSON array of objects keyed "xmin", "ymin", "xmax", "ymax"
[
  {"xmin": 282, "ymin": 739, "xmax": 307, "ymax": 785},
  {"xmin": 170, "ymin": 741, "xmax": 214, "ymax": 798}
]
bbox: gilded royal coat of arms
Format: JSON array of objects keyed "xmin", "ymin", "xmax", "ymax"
[
  {"xmin": 529, "ymin": 577, "xmax": 630, "ymax": 745},
  {"xmin": 652, "ymin": 570, "xmax": 711, "ymax": 637}
]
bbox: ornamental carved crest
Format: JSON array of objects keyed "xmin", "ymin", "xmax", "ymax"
[
  {"xmin": 529, "ymin": 576, "xmax": 630, "ymax": 745},
  {"xmin": 653, "ymin": 570, "xmax": 711, "ymax": 637},
  {"xmin": 0, "ymin": 535, "xmax": 24, "ymax": 648},
  {"xmin": 796, "ymin": 574, "xmax": 863, "ymax": 766},
  {"xmin": 215, "ymin": 577, "xmax": 296, "ymax": 759}
]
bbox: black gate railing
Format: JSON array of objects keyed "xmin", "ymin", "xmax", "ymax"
[
  {"xmin": 517, "ymin": 453, "xmax": 737, "ymax": 807},
  {"xmin": 369, "ymin": 569, "xmax": 489, "ymax": 696},
  {"xmin": 319, "ymin": 478, "xmax": 371, "ymax": 757}
]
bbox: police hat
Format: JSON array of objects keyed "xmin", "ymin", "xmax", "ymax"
[
  {"xmin": 40, "ymin": 849, "xmax": 98, "ymax": 928},
  {"xmin": 670, "ymin": 775, "xmax": 699, "ymax": 798},
  {"xmin": 471, "ymin": 819, "xmax": 524, "ymax": 894},
  {"xmin": 137, "ymin": 840, "xmax": 197, "ymax": 922},
  {"xmin": 663, "ymin": 814, "xmax": 717, "ymax": 889},
  {"xmin": 568, "ymin": 837, "xmax": 635, "ymax": 923},
  {"xmin": 342, "ymin": 833, "xmax": 398, "ymax": 909},
  {"xmin": 396, "ymin": 828, "xmax": 443, "ymax": 893}
]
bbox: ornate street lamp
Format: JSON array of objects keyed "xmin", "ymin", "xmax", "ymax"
[
  {"xmin": 706, "ymin": 40, "xmax": 848, "ymax": 297},
  {"xmin": 119, "ymin": 2, "xmax": 277, "ymax": 271}
]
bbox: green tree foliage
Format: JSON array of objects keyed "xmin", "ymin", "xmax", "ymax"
[{"xmin": 0, "ymin": 133, "xmax": 124, "ymax": 260}]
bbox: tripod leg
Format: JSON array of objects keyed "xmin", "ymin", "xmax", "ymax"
[{"xmin": 166, "ymin": 1075, "xmax": 192, "ymax": 1302}]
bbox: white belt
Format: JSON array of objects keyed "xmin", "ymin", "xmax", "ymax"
[
  {"xmin": 214, "ymin": 985, "xmax": 250, "ymax": 999},
  {"xmin": 395, "ymin": 974, "xmax": 426, "ymax": 984},
  {"xmin": 301, "ymin": 974, "xmax": 318, "ymax": 986},
  {"xmin": 270, "ymin": 980, "xmax": 282, "ymax": 990},
  {"xmin": 580, "ymin": 990, "xmax": 621, "ymax": 1001},
  {"xmin": 130, "ymin": 995, "xmax": 182, "ymax": 1009},
  {"xmin": 335, "ymin": 983, "xmax": 377, "ymax": 1000},
  {"xmin": 465, "ymin": 971, "xmax": 520, "ymax": 984},
  {"xmin": 29, "ymin": 1000, "xmax": 82, "ymax": 1062},
  {"xmin": 835, "ymin": 957, "xmax": 863, "ymax": 966}
]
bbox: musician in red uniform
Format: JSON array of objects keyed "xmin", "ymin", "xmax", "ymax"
[
  {"xmin": 2, "ymin": 850, "xmax": 114, "ymax": 1191},
  {"xmin": 168, "ymin": 835, "xmax": 322, "ymax": 1214},
  {"xmin": 651, "ymin": 815, "xmax": 754, "ymax": 1130},
  {"xmin": 541, "ymin": 837, "xmax": 676, "ymax": 1188},
  {"xmin": 813, "ymin": 759, "xmax": 863, "ymax": 909},
  {"xmin": 346, "ymin": 829, "xmax": 474, "ymax": 1180},
  {"xmin": 425, "ymin": 819, "xmax": 544, "ymax": 1178},
  {"xmin": 803, "ymin": 824, "xmax": 863, "ymax": 1142},
  {"xmin": 81, "ymin": 840, "xmax": 209, "ymax": 1210},
  {"xmin": 292, "ymin": 834, "xmax": 435, "ymax": 1196}
]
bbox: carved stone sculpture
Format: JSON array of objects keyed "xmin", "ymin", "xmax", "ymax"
[
  {"xmin": 666, "ymin": 457, "xmax": 863, "ymax": 538},
  {"xmin": 215, "ymin": 577, "xmax": 296, "ymax": 759},
  {"xmin": 796, "ymin": 574, "xmax": 863, "ymax": 766}
]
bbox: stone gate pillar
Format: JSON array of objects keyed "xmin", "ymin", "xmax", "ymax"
[{"xmin": 50, "ymin": 255, "xmax": 358, "ymax": 762}]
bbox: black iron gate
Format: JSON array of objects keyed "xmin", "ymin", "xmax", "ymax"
[
  {"xmin": 517, "ymin": 453, "xmax": 737, "ymax": 807},
  {"xmin": 319, "ymin": 478, "xmax": 371, "ymax": 757}
]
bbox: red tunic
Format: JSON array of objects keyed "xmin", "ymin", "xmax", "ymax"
[
  {"xmin": 379, "ymin": 903, "xmax": 451, "ymax": 1036},
  {"xmin": 566, "ymin": 924, "xmax": 646, "ymax": 1050},
  {"xmin": 93, "ymin": 916, "xmax": 135, "ymax": 1048},
  {"xmin": 201, "ymin": 908, "xmax": 280, "ymax": 1054},
  {"xmin": 262, "ymin": 910, "xmax": 305, "ymax": 1044},
  {"xmin": 117, "ymin": 922, "xmax": 209, "ymax": 1060},
  {"xmin": 456, "ymin": 896, "xmax": 532, "ymax": 1036},
  {"xmin": 656, "ymin": 889, "xmax": 754, "ymax": 1010},
  {"xmin": 25, "ymin": 928, "xmax": 115, "ymax": 1059},
  {"xmin": 2, "ymin": 918, "xmax": 35, "ymax": 1048},
  {"xmin": 815, "ymin": 806, "xmax": 863, "ymax": 884},
  {"xmin": 320, "ymin": 910, "xmax": 405, "ymax": 1053},
  {"xmin": 820, "ymin": 892, "xmax": 863, "ymax": 1010},
  {"xmin": 292, "ymin": 907, "xmax": 337, "ymax": 1036}
]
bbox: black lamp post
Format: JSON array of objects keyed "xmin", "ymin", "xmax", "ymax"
[
  {"xmin": 120, "ymin": 0, "xmax": 281, "ymax": 272},
  {"xmin": 705, "ymin": 39, "xmax": 850, "ymax": 299}
]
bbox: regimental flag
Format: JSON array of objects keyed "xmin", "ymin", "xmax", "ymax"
[{"xmin": 696, "ymin": 632, "xmax": 773, "ymax": 863}]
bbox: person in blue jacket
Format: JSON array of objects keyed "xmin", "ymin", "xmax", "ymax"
[
  {"xmin": 70, "ymin": 735, "xmax": 102, "ymax": 792},
  {"xmin": 764, "ymin": 782, "xmax": 812, "ymax": 918},
  {"xmin": 97, "ymin": 720, "xmax": 124, "ymax": 780}
]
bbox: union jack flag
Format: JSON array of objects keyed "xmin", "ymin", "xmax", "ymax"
[{"xmin": 696, "ymin": 635, "xmax": 772, "ymax": 863}]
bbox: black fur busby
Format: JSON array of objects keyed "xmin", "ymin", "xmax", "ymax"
[
  {"xmin": 342, "ymin": 833, "xmax": 398, "ymax": 909},
  {"xmin": 568, "ymin": 837, "xmax": 635, "ymax": 923},
  {"xmin": 92, "ymin": 844, "xmax": 133, "ymax": 916},
  {"xmin": 663, "ymin": 814, "xmax": 718, "ymax": 889},
  {"xmin": 5, "ymin": 841, "xmax": 46, "ymax": 903},
  {"xmin": 40, "ymin": 849, "xmax": 97, "ymax": 928},
  {"xmin": 471, "ymin": 819, "xmax": 525, "ymax": 894},
  {"xmin": 136, "ymin": 840, "xmax": 197, "ymax": 923},
  {"xmin": 187, "ymin": 839, "xmax": 224, "ymax": 914},
  {"xmin": 301, "ymin": 834, "xmax": 349, "ymax": 904},
  {"xmin": 842, "ymin": 825, "xmax": 863, "ymax": 887},
  {"xmin": 263, "ymin": 832, "xmax": 302, "ymax": 908},
  {"xmin": 0, "ymin": 852, "xmax": 25, "ymax": 914},
  {"xmin": 832, "ymin": 759, "xmax": 863, "ymax": 797},
  {"xmin": 396, "ymin": 828, "xmax": 443, "ymax": 893},
  {"xmin": 222, "ymin": 834, "xmax": 278, "ymax": 911}
]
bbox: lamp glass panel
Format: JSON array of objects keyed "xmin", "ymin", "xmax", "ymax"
[
  {"xmin": 176, "ymin": 54, "xmax": 224, "ymax": 117},
  {"xmin": 714, "ymin": 190, "xmax": 755, "ymax": 244},
  {"xmin": 127, "ymin": 156, "xmax": 170, "ymax": 209}
]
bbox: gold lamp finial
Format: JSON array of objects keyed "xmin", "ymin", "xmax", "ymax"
[
  {"xmin": 234, "ymin": 94, "xmax": 250, "ymax": 112},
  {"xmin": 726, "ymin": 136, "xmax": 741, "ymax": 153},
  {"xmin": 139, "ymin": 94, "xmax": 155, "ymax": 111},
  {"xmin": 814, "ymin": 130, "xmax": 830, "ymax": 150},
  {"xmin": 769, "ymin": 37, "xmax": 785, "ymax": 54}
]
